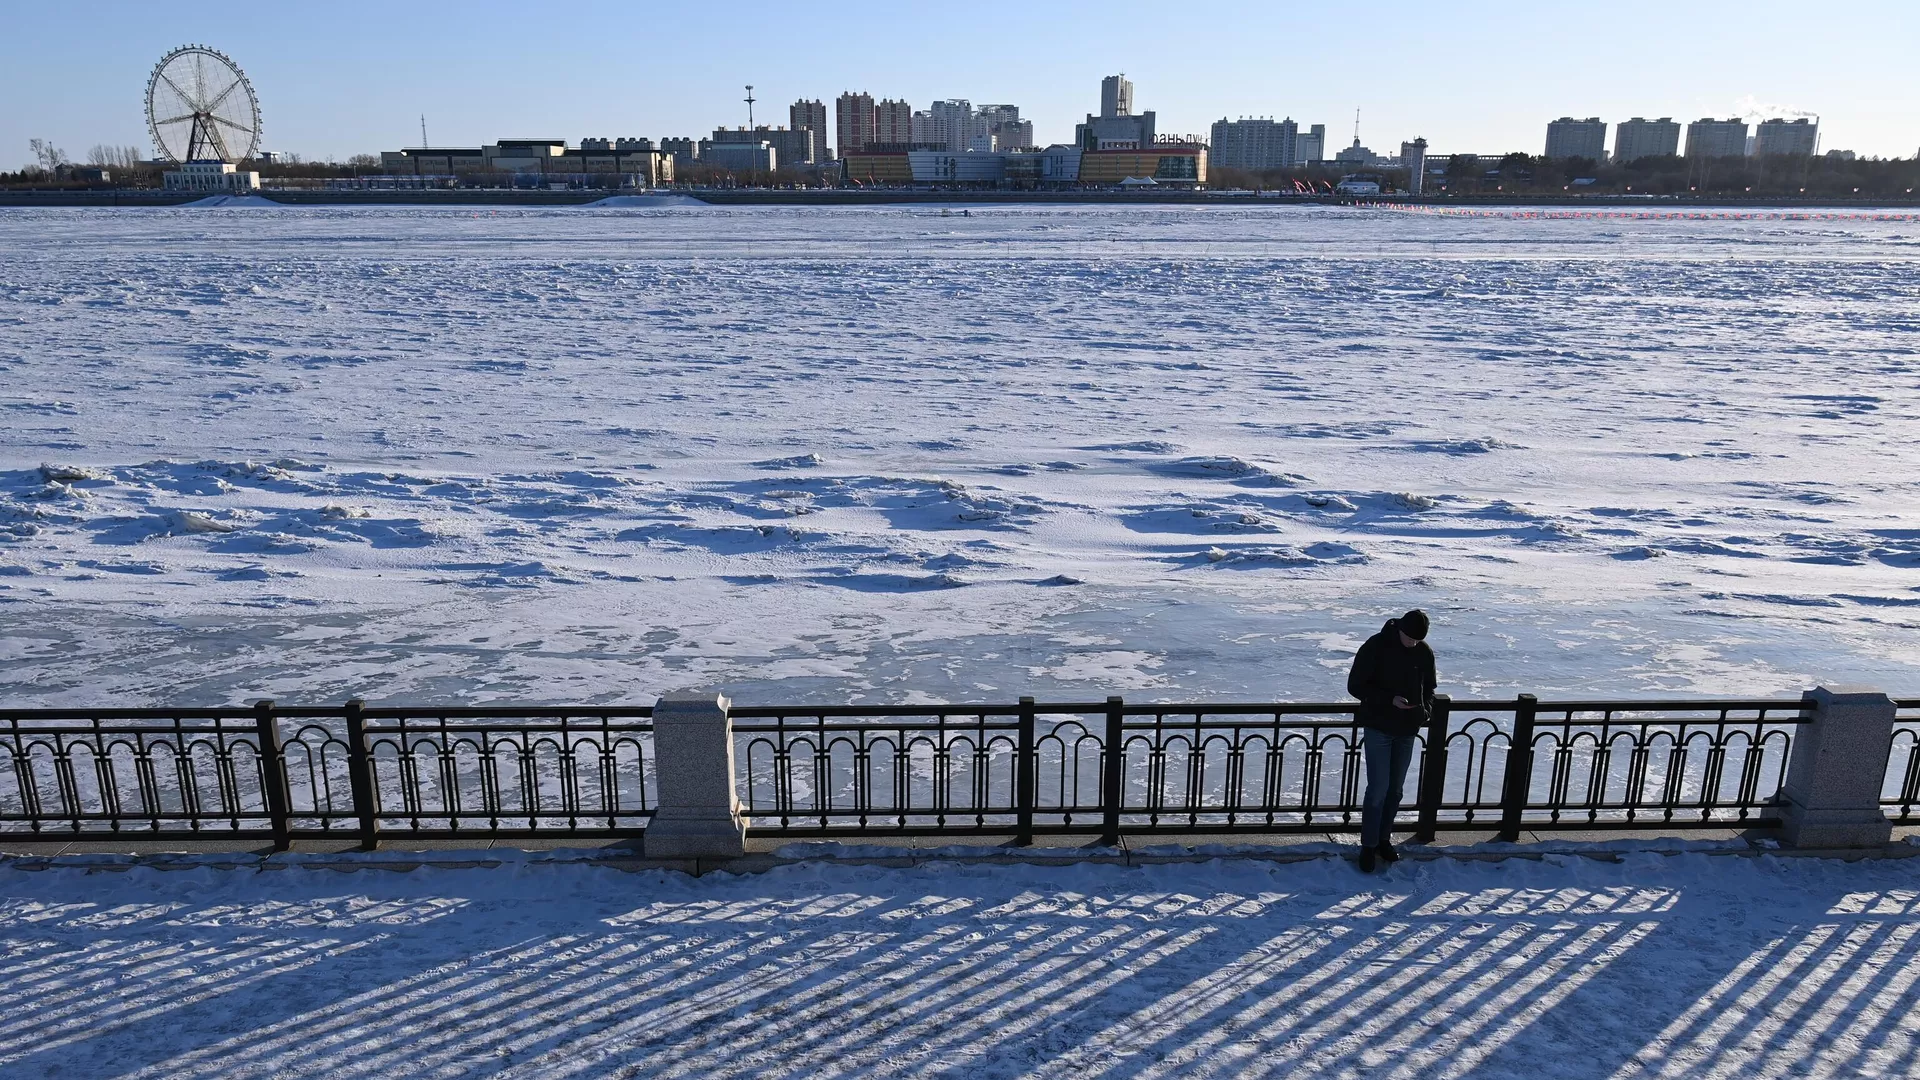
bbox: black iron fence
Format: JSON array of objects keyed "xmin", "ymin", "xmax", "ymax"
[
  {"xmin": 1888, "ymin": 698, "xmax": 1920, "ymax": 824},
  {"xmin": 733, "ymin": 695, "xmax": 1810, "ymax": 843},
  {"xmin": 4, "ymin": 693, "xmax": 1893, "ymax": 849},
  {"xmin": 0, "ymin": 702, "xmax": 655, "ymax": 846}
]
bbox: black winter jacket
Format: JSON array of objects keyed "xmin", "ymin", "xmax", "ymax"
[{"xmin": 1347, "ymin": 618, "xmax": 1438, "ymax": 736}]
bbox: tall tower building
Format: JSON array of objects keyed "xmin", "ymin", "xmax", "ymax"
[
  {"xmin": 1208, "ymin": 117, "xmax": 1298, "ymax": 171},
  {"xmin": 875, "ymin": 99, "xmax": 915, "ymax": 146},
  {"xmin": 1613, "ymin": 117, "xmax": 1680, "ymax": 162},
  {"xmin": 1299, "ymin": 124, "xmax": 1326, "ymax": 164},
  {"xmin": 1753, "ymin": 118, "xmax": 1819, "ymax": 157},
  {"xmin": 791, "ymin": 99, "xmax": 829, "ymax": 162},
  {"xmin": 835, "ymin": 92, "xmax": 876, "ymax": 158},
  {"xmin": 1079, "ymin": 75, "xmax": 1154, "ymax": 150},
  {"xmin": 1544, "ymin": 117, "xmax": 1607, "ymax": 161},
  {"xmin": 977, "ymin": 105, "xmax": 1033, "ymax": 151},
  {"xmin": 921, "ymin": 99, "xmax": 983, "ymax": 152},
  {"xmin": 1402, "ymin": 138, "xmax": 1428, "ymax": 194},
  {"xmin": 910, "ymin": 109, "xmax": 936, "ymax": 147},
  {"xmin": 1685, "ymin": 117, "xmax": 1749, "ymax": 158}
]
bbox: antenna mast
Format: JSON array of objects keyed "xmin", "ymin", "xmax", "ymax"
[
  {"xmin": 1352, "ymin": 107, "xmax": 1361, "ymax": 144},
  {"xmin": 420, "ymin": 114, "xmax": 429, "ymax": 149},
  {"xmin": 744, "ymin": 85, "xmax": 756, "ymax": 128}
]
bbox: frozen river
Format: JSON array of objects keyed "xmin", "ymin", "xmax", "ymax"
[{"xmin": 1, "ymin": 203, "xmax": 1916, "ymax": 706}]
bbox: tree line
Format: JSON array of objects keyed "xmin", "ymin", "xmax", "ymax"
[{"xmin": 3, "ymin": 140, "xmax": 390, "ymax": 187}]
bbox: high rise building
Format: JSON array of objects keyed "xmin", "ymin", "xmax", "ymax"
[
  {"xmin": 906, "ymin": 101, "xmax": 1033, "ymax": 153},
  {"xmin": 978, "ymin": 105, "xmax": 1033, "ymax": 152},
  {"xmin": 934, "ymin": 99, "xmax": 970, "ymax": 146},
  {"xmin": 1402, "ymin": 138, "xmax": 1428, "ymax": 194},
  {"xmin": 915, "ymin": 99, "xmax": 985, "ymax": 153},
  {"xmin": 1078, "ymin": 75, "xmax": 1155, "ymax": 150},
  {"xmin": 1612, "ymin": 118, "xmax": 1680, "ymax": 163},
  {"xmin": 1685, "ymin": 118, "xmax": 1749, "ymax": 158},
  {"xmin": 835, "ymin": 92, "xmax": 876, "ymax": 159},
  {"xmin": 838, "ymin": 93, "xmax": 919, "ymax": 153},
  {"xmin": 1298, "ymin": 124, "xmax": 1326, "ymax": 164},
  {"xmin": 1544, "ymin": 117, "xmax": 1607, "ymax": 160},
  {"xmin": 1209, "ymin": 117, "xmax": 1300, "ymax": 171},
  {"xmin": 791, "ymin": 99, "xmax": 829, "ymax": 162},
  {"xmin": 975, "ymin": 104, "xmax": 1019, "ymax": 128},
  {"xmin": 1753, "ymin": 117, "xmax": 1819, "ymax": 157},
  {"xmin": 660, "ymin": 137, "xmax": 699, "ymax": 169},
  {"xmin": 876, "ymin": 99, "xmax": 914, "ymax": 146}
]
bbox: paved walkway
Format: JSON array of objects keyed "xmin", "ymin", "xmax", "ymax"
[{"xmin": 5, "ymin": 843, "xmax": 1920, "ymax": 1078}]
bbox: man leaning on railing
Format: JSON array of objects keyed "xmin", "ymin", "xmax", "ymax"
[{"xmin": 1347, "ymin": 609, "xmax": 1436, "ymax": 873}]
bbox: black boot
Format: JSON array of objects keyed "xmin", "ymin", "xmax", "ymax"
[
  {"xmin": 1358, "ymin": 846, "xmax": 1377, "ymax": 873},
  {"xmin": 1377, "ymin": 840, "xmax": 1400, "ymax": 864}
]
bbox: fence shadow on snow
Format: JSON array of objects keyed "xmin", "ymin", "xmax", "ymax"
[{"xmin": 7, "ymin": 879, "xmax": 1920, "ymax": 1077}]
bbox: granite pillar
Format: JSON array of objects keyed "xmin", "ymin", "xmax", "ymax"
[
  {"xmin": 646, "ymin": 692, "xmax": 748, "ymax": 858},
  {"xmin": 1779, "ymin": 686, "xmax": 1895, "ymax": 849}
]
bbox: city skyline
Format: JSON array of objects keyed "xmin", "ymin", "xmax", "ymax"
[{"xmin": 4, "ymin": 1, "xmax": 1919, "ymax": 170}]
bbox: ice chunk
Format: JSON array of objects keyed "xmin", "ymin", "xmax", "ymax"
[
  {"xmin": 1083, "ymin": 440, "xmax": 1183, "ymax": 454},
  {"xmin": 38, "ymin": 464, "xmax": 105, "ymax": 484},
  {"xmin": 754, "ymin": 452, "xmax": 824, "ymax": 470},
  {"xmin": 171, "ymin": 512, "xmax": 236, "ymax": 534},
  {"xmin": 1196, "ymin": 543, "xmax": 1366, "ymax": 568},
  {"xmin": 1302, "ymin": 493, "xmax": 1359, "ymax": 511}
]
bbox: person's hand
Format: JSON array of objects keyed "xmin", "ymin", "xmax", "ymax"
[{"xmin": 1392, "ymin": 696, "xmax": 1413, "ymax": 709}]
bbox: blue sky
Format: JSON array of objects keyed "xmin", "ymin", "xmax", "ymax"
[{"xmin": 5, "ymin": 1, "xmax": 1916, "ymax": 168}]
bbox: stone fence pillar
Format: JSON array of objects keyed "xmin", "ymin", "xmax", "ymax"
[
  {"xmin": 1779, "ymin": 686, "xmax": 1895, "ymax": 849},
  {"xmin": 646, "ymin": 692, "xmax": 747, "ymax": 858}
]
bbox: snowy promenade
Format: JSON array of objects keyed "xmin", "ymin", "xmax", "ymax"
[{"xmin": 5, "ymin": 849, "xmax": 1920, "ymax": 1078}]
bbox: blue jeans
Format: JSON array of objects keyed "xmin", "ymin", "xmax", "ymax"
[{"xmin": 1361, "ymin": 728, "xmax": 1416, "ymax": 848}]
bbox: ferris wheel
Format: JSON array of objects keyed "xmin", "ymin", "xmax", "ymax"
[{"xmin": 145, "ymin": 45, "xmax": 262, "ymax": 163}]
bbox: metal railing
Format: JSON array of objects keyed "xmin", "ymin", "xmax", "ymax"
[
  {"xmin": 0, "ymin": 692, "xmax": 1860, "ymax": 849},
  {"xmin": 1888, "ymin": 698, "xmax": 1920, "ymax": 823},
  {"xmin": 733, "ymin": 695, "xmax": 1811, "ymax": 843},
  {"xmin": 1, "ymin": 701, "xmax": 655, "ymax": 847}
]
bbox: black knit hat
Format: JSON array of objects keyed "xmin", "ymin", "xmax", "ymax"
[{"xmin": 1399, "ymin": 609, "xmax": 1430, "ymax": 640}]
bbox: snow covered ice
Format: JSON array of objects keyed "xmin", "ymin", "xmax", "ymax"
[
  {"xmin": 6, "ymin": 850, "xmax": 1920, "ymax": 1077},
  {"xmin": 1, "ymin": 203, "xmax": 1918, "ymax": 705}
]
